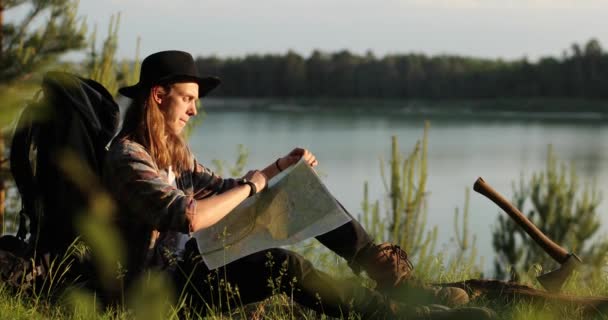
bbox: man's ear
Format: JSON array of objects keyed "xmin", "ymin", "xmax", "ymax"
[{"xmin": 151, "ymin": 85, "xmax": 165, "ymax": 104}]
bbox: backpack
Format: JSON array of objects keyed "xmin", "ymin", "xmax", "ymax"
[{"xmin": 7, "ymin": 71, "xmax": 120, "ymax": 259}]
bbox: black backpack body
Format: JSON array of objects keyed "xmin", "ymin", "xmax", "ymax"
[{"xmin": 8, "ymin": 71, "xmax": 120, "ymax": 258}]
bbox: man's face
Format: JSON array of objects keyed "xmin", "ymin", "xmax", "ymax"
[{"xmin": 157, "ymin": 82, "xmax": 199, "ymax": 135}]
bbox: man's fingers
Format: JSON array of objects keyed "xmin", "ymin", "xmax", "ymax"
[
  {"xmin": 288, "ymin": 147, "xmax": 307, "ymax": 157},
  {"xmin": 283, "ymin": 148, "xmax": 319, "ymax": 168}
]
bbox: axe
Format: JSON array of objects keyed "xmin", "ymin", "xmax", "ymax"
[{"xmin": 473, "ymin": 177, "xmax": 582, "ymax": 292}]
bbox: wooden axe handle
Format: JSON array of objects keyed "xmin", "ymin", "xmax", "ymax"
[{"xmin": 473, "ymin": 177, "xmax": 569, "ymax": 263}]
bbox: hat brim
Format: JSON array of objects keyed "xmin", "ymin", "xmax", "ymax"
[{"xmin": 118, "ymin": 75, "xmax": 221, "ymax": 99}]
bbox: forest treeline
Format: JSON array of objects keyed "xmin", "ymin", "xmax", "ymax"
[{"xmin": 196, "ymin": 39, "xmax": 608, "ymax": 100}]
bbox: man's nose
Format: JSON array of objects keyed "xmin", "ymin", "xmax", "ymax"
[{"xmin": 189, "ymin": 102, "xmax": 197, "ymax": 116}]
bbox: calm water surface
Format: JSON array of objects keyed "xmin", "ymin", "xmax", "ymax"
[{"xmin": 189, "ymin": 104, "xmax": 608, "ymax": 273}]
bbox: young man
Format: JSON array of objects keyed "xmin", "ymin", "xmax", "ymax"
[{"xmin": 104, "ymin": 50, "xmax": 494, "ymax": 319}]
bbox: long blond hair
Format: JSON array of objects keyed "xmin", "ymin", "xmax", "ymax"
[{"xmin": 118, "ymin": 84, "xmax": 192, "ymax": 174}]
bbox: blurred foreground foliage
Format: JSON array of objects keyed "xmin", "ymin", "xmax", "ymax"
[
  {"xmin": 0, "ymin": 0, "xmax": 88, "ymax": 235},
  {"xmin": 0, "ymin": 0, "xmax": 141, "ymax": 231},
  {"xmin": 0, "ymin": 0, "xmax": 148, "ymax": 316}
]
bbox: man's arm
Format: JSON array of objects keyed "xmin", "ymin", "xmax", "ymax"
[
  {"xmin": 190, "ymin": 147, "xmax": 319, "ymax": 231},
  {"xmin": 190, "ymin": 169, "xmax": 267, "ymax": 231},
  {"xmin": 189, "ymin": 183, "xmax": 252, "ymax": 230}
]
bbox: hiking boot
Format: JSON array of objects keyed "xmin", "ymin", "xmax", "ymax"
[
  {"xmin": 353, "ymin": 242, "xmax": 470, "ymax": 307},
  {"xmin": 352, "ymin": 242, "xmax": 414, "ymax": 288}
]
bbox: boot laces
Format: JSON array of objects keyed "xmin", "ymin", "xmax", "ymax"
[{"xmin": 383, "ymin": 244, "xmax": 414, "ymax": 271}]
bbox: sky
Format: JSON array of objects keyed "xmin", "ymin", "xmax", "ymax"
[{"xmin": 8, "ymin": 0, "xmax": 608, "ymax": 61}]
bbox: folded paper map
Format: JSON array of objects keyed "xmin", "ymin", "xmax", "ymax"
[{"xmin": 192, "ymin": 159, "xmax": 352, "ymax": 269}]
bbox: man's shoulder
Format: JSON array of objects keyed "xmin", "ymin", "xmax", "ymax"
[{"xmin": 106, "ymin": 138, "xmax": 152, "ymax": 163}]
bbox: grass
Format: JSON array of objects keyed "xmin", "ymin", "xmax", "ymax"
[{"xmin": 2, "ymin": 243, "xmax": 608, "ymax": 320}]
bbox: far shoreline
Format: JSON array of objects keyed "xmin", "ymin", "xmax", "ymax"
[{"xmin": 201, "ymin": 97, "xmax": 608, "ymax": 121}]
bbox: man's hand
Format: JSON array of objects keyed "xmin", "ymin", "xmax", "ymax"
[
  {"xmin": 243, "ymin": 170, "xmax": 268, "ymax": 194},
  {"xmin": 278, "ymin": 147, "xmax": 318, "ymax": 170}
]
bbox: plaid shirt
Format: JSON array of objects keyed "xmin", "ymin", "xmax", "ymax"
[{"xmin": 103, "ymin": 138, "xmax": 238, "ymax": 276}]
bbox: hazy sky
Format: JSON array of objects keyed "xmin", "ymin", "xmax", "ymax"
[{"xmin": 9, "ymin": 0, "xmax": 608, "ymax": 60}]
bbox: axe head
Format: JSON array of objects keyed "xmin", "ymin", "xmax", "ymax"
[{"xmin": 537, "ymin": 253, "xmax": 583, "ymax": 292}]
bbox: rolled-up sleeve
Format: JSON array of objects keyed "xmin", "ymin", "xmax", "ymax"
[
  {"xmin": 105, "ymin": 141, "xmax": 192, "ymax": 233},
  {"xmin": 191, "ymin": 159, "xmax": 238, "ymax": 199}
]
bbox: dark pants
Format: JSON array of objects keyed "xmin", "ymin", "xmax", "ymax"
[{"xmin": 172, "ymin": 213, "xmax": 390, "ymax": 319}]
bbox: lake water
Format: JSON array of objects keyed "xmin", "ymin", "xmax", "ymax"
[{"xmin": 188, "ymin": 101, "xmax": 608, "ymax": 273}]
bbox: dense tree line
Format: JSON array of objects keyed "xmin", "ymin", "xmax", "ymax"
[{"xmin": 196, "ymin": 39, "xmax": 608, "ymax": 99}]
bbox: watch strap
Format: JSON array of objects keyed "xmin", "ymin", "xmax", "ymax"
[{"xmin": 239, "ymin": 178, "xmax": 257, "ymax": 197}]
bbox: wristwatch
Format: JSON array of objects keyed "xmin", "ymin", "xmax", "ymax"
[{"xmin": 238, "ymin": 178, "xmax": 257, "ymax": 197}]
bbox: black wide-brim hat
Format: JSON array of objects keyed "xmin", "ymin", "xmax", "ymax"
[{"xmin": 118, "ymin": 50, "xmax": 221, "ymax": 98}]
